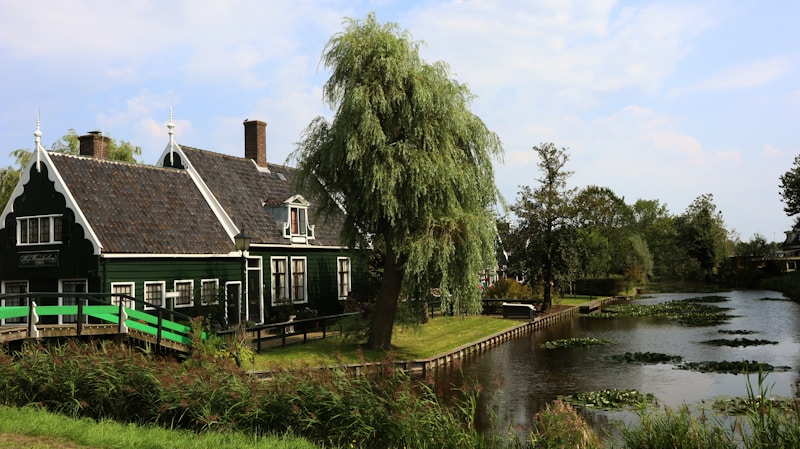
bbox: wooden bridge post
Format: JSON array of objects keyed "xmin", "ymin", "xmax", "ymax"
[
  {"xmin": 156, "ymin": 310, "xmax": 163, "ymax": 348},
  {"xmin": 77, "ymin": 299, "xmax": 85, "ymax": 336},
  {"xmin": 118, "ymin": 301, "xmax": 128, "ymax": 334},
  {"xmin": 28, "ymin": 300, "xmax": 39, "ymax": 339}
]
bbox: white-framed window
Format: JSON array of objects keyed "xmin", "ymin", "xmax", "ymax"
[
  {"xmin": 174, "ymin": 280, "xmax": 194, "ymax": 308},
  {"xmin": 1, "ymin": 280, "xmax": 28, "ymax": 325},
  {"xmin": 201, "ymin": 279, "xmax": 219, "ymax": 305},
  {"xmin": 144, "ymin": 281, "xmax": 166, "ymax": 309},
  {"xmin": 337, "ymin": 257, "xmax": 351, "ymax": 299},
  {"xmin": 17, "ymin": 215, "xmax": 63, "ymax": 245},
  {"xmin": 271, "ymin": 256, "xmax": 288, "ymax": 306},
  {"xmin": 59, "ymin": 279, "xmax": 87, "ymax": 324},
  {"xmin": 290, "ymin": 206, "xmax": 307, "ymax": 236},
  {"xmin": 110, "ymin": 282, "xmax": 135, "ymax": 310},
  {"xmin": 291, "ymin": 257, "xmax": 307, "ymax": 303}
]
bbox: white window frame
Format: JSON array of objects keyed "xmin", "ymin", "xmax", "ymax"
[
  {"xmin": 291, "ymin": 256, "xmax": 308, "ymax": 304},
  {"xmin": 17, "ymin": 215, "xmax": 63, "ymax": 245},
  {"xmin": 144, "ymin": 281, "xmax": 166, "ymax": 310},
  {"xmin": 59, "ymin": 278, "xmax": 87, "ymax": 324},
  {"xmin": 173, "ymin": 280, "xmax": 194, "ymax": 308},
  {"xmin": 289, "ymin": 206, "xmax": 307, "ymax": 236},
  {"xmin": 110, "ymin": 282, "xmax": 135, "ymax": 310},
  {"xmin": 1, "ymin": 280, "xmax": 29, "ymax": 325},
  {"xmin": 200, "ymin": 279, "xmax": 219, "ymax": 305},
  {"xmin": 337, "ymin": 257, "xmax": 351, "ymax": 300},
  {"xmin": 271, "ymin": 256, "xmax": 288, "ymax": 306}
]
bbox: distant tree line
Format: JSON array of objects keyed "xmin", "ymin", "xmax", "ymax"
[{"xmin": 500, "ymin": 143, "xmax": 776, "ymax": 309}]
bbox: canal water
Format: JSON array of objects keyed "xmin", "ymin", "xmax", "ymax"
[{"xmin": 432, "ymin": 290, "xmax": 800, "ymax": 438}]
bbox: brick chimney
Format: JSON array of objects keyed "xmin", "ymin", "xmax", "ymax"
[
  {"xmin": 244, "ymin": 120, "xmax": 267, "ymax": 167},
  {"xmin": 78, "ymin": 131, "xmax": 111, "ymax": 159}
]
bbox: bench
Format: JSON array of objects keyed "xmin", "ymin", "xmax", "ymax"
[{"xmin": 502, "ymin": 303, "xmax": 536, "ymax": 320}]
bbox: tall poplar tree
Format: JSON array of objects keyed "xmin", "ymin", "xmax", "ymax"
[
  {"xmin": 292, "ymin": 14, "xmax": 502, "ymax": 350},
  {"xmin": 512, "ymin": 143, "xmax": 575, "ymax": 311}
]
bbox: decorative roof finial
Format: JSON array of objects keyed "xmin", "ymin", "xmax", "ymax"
[
  {"xmin": 34, "ymin": 113, "xmax": 43, "ymax": 172},
  {"xmin": 167, "ymin": 105, "xmax": 175, "ymax": 165}
]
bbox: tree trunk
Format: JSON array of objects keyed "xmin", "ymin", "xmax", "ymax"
[
  {"xmin": 367, "ymin": 243, "xmax": 404, "ymax": 350},
  {"xmin": 542, "ymin": 271, "xmax": 552, "ymax": 312}
]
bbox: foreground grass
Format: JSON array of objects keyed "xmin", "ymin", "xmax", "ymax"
[
  {"xmin": 252, "ymin": 315, "xmax": 521, "ymax": 370},
  {"xmin": 0, "ymin": 405, "xmax": 320, "ymax": 449}
]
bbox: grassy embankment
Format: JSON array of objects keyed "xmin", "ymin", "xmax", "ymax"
[
  {"xmin": 251, "ymin": 296, "xmax": 595, "ymax": 370},
  {"xmin": 0, "ymin": 404, "xmax": 319, "ymax": 449}
]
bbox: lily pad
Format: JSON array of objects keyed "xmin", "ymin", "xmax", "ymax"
[
  {"xmin": 562, "ymin": 389, "xmax": 657, "ymax": 410},
  {"xmin": 677, "ymin": 360, "xmax": 791, "ymax": 374},
  {"xmin": 700, "ymin": 338, "xmax": 777, "ymax": 347},
  {"xmin": 540, "ymin": 337, "xmax": 610, "ymax": 349},
  {"xmin": 608, "ymin": 351, "xmax": 682, "ymax": 364}
]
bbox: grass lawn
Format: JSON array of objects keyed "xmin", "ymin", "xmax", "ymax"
[
  {"xmin": 0, "ymin": 405, "xmax": 320, "ymax": 449},
  {"xmin": 251, "ymin": 314, "xmax": 521, "ymax": 371},
  {"xmin": 557, "ymin": 296, "xmax": 601, "ymax": 306}
]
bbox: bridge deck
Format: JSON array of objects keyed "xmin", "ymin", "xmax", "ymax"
[{"xmin": 0, "ymin": 323, "xmax": 191, "ymax": 353}]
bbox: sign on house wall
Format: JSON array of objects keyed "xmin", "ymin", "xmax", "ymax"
[{"xmin": 18, "ymin": 250, "xmax": 59, "ymax": 268}]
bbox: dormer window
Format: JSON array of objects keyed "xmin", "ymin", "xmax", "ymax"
[
  {"xmin": 290, "ymin": 206, "xmax": 306, "ymax": 235},
  {"xmin": 281, "ymin": 195, "xmax": 315, "ymax": 244}
]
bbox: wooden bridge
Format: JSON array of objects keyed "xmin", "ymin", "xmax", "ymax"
[{"xmin": 0, "ymin": 293, "xmax": 203, "ymax": 353}]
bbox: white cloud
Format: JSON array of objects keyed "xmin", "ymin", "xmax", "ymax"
[
  {"xmin": 764, "ymin": 144, "xmax": 783, "ymax": 156},
  {"xmin": 407, "ymin": 0, "xmax": 714, "ymax": 101},
  {"xmin": 673, "ymin": 57, "xmax": 794, "ymax": 95}
]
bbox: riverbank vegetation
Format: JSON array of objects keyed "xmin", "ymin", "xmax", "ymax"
[{"xmin": 3, "ymin": 338, "xmax": 800, "ymax": 448}]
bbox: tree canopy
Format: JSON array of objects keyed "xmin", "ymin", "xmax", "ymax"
[
  {"xmin": 779, "ymin": 154, "xmax": 800, "ymax": 221},
  {"xmin": 291, "ymin": 14, "xmax": 502, "ymax": 349}
]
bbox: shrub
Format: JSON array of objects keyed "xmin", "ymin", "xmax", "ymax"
[
  {"xmin": 484, "ymin": 278, "xmax": 538, "ymax": 301},
  {"xmin": 575, "ymin": 277, "xmax": 625, "ymax": 297}
]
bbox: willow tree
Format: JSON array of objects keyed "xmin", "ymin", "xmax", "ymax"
[{"xmin": 292, "ymin": 14, "xmax": 502, "ymax": 350}]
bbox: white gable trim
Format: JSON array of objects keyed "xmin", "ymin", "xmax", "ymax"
[
  {"xmin": 0, "ymin": 151, "xmax": 103, "ymax": 255},
  {"xmin": 156, "ymin": 144, "xmax": 240, "ymax": 240}
]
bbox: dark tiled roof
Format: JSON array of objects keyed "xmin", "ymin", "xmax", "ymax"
[
  {"xmin": 49, "ymin": 153, "xmax": 234, "ymax": 254},
  {"xmin": 180, "ymin": 147, "xmax": 344, "ymax": 247}
]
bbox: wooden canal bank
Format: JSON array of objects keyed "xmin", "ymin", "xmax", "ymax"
[{"xmin": 251, "ymin": 296, "xmax": 623, "ymax": 379}]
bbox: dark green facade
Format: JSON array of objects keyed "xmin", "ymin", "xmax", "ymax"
[{"xmin": 0, "ymin": 146, "xmax": 368, "ymax": 327}]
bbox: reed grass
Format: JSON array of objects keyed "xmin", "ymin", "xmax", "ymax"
[{"xmin": 0, "ymin": 340, "xmax": 485, "ymax": 449}]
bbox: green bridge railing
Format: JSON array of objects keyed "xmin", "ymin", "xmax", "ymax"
[{"xmin": 0, "ymin": 293, "xmax": 204, "ymax": 349}]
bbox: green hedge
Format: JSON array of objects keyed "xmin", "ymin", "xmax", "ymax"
[{"xmin": 575, "ymin": 278, "xmax": 625, "ymax": 297}]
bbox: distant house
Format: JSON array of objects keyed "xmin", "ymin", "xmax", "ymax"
[
  {"xmin": 0, "ymin": 117, "xmax": 366, "ymax": 326},
  {"xmin": 777, "ymin": 225, "xmax": 800, "ymax": 272}
]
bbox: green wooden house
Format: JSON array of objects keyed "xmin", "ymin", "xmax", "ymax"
[{"xmin": 0, "ymin": 117, "xmax": 366, "ymax": 326}]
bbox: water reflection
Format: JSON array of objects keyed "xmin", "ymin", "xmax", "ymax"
[{"xmin": 432, "ymin": 290, "xmax": 800, "ymax": 437}]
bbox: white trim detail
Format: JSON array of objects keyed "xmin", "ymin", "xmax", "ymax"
[{"xmin": 0, "ymin": 149, "xmax": 103, "ymax": 255}]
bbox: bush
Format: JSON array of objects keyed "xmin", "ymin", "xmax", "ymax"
[{"xmin": 484, "ymin": 278, "xmax": 539, "ymax": 301}]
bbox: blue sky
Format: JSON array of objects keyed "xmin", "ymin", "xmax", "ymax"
[{"xmin": 1, "ymin": 1, "xmax": 798, "ymax": 242}]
